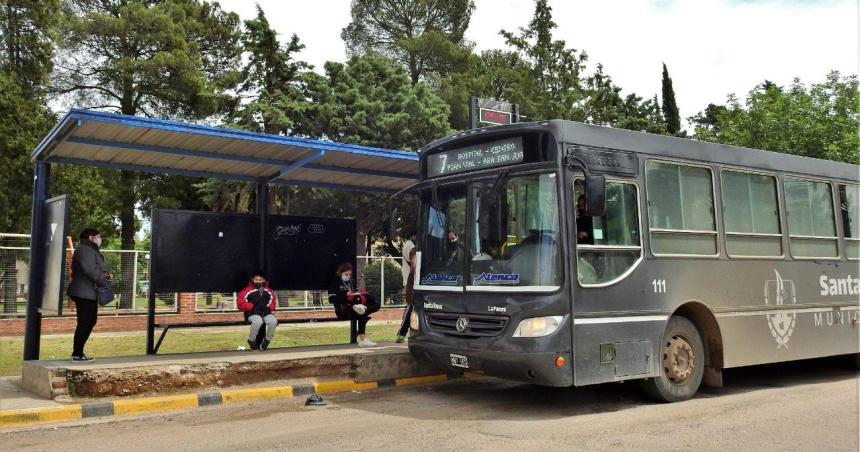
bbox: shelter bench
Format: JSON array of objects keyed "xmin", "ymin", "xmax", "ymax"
[{"xmin": 153, "ymin": 317, "xmax": 359, "ymax": 354}]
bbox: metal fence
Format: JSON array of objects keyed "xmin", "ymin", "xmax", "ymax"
[{"xmin": 1, "ymin": 233, "xmax": 406, "ymax": 317}]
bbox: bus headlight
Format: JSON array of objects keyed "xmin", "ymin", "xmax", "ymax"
[
  {"xmin": 512, "ymin": 316, "xmax": 564, "ymax": 338},
  {"xmin": 410, "ymin": 311, "xmax": 419, "ymax": 331}
]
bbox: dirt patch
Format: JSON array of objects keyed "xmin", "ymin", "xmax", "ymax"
[{"xmin": 67, "ymin": 355, "xmax": 355, "ymax": 397}]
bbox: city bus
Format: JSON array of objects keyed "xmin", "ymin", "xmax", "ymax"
[{"xmin": 403, "ymin": 120, "xmax": 859, "ymax": 402}]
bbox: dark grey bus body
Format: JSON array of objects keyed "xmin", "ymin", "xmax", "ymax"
[{"xmin": 409, "ymin": 119, "xmax": 859, "ymax": 389}]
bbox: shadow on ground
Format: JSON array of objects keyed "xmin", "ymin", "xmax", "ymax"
[{"xmin": 327, "ymin": 355, "xmax": 859, "ymax": 422}]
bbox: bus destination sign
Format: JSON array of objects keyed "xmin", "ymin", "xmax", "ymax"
[
  {"xmin": 479, "ymin": 108, "xmax": 512, "ymax": 126},
  {"xmin": 427, "ymin": 137, "xmax": 524, "ymax": 177}
]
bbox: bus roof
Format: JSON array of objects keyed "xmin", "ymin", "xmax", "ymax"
[{"xmin": 423, "ymin": 120, "xmax": 858, "ymax": 182}]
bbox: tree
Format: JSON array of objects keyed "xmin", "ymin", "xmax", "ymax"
[
  {"xmin": 301, "ymin": 53, "xmax": 452, "ymax": 150},
  {"xmin": 690, "ymin": 71, "xmax": 859, "ymax": 164},
  {"xmin": 499, "ymin": 0, "xmax": 588, "ymax": 122},
  {"xmin": 286, "ymin": 54, "xmax": 450, "ymax": 278},
  {"xmin": 53, "ymin": 0, "xmax": 243, "ymax": 307},
  {"xmin": 230, "ymin": 5, "xmax": 309, "ymax": 135},
  {"xmin": 661, "ymin": 62, "xmax": 681, "ymax": 135},
  {"xmin": 341, "ymin": 0, "xmax": 475, "ymax": 84},
  {"xmin": 0, "ymin": 0, "xmax": 58, "ymax": 312}
]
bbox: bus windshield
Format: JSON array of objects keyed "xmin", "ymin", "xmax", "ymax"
[
  {"xmin": 470, "ymin": 173, "xmax": 561, "ymax": 288},
  {"xmin": 418, "ymin": 172, "xmax": 562, "ymax": 289}
]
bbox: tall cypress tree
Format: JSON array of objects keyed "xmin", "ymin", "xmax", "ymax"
[{"xmin": 661, "ymin": 62, "xmax": 681, "ymax": 134}]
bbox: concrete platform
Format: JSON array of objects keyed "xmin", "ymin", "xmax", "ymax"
[{"xmin": 22, "ymin": 343, "xmax": 439, "ymax": 400}]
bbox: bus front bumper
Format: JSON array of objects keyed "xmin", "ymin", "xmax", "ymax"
[{"xmin": 409, "ymin": 341, "xmax": 573, "ymax": 387}]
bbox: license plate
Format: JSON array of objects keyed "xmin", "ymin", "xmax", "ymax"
[{"xmin": 450, "ymin": 353, "xmax": 469, "ymax": 368}]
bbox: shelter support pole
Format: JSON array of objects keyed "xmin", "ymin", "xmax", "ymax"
[
  {"xmin": 257, "ymin": 182, "xmax": 268, "ymax": 269},
  {"xmin": 23, "ymin": 161, "xmax": 50, "ymax": 361},
  {"xmin": 146, "ymin": 289, "xmax": 156, "ymax": 355}
]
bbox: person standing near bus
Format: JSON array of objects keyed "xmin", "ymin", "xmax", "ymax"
[
  {"xmin": 67, "ymin": 228, "xmax": 111, "ymax": 362},
  {"xmin": 396, "ymin": 247, "xmax": 417, "ymax": 343}
]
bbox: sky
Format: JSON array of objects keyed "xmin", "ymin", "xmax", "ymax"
[{"xmin": 222, "ymin": 0, "xmax": 857, "ymax": 122}]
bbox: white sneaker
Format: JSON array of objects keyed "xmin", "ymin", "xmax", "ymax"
[{"xmin": 358, "ymin": 338, "xmax": 377, "ymax": 347}]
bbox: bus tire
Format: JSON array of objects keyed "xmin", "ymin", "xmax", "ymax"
[{"xmin": 643, "ymin": 316, "xmax": 704, "ymax": 403}]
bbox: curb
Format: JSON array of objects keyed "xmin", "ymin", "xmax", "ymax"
[{"xmin": 0, "ymin": 372, "xmax": 483, "ymax": 429}]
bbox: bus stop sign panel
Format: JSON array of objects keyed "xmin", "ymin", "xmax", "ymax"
[{"xmin": 40, "ymin": 195, "xmax": 70, "ymax": 316}]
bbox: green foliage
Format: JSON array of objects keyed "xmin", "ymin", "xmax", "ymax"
[
  {"xmin": 439, "ymin": 0, "xmax": 666, "ymax": 134},
  {"xmin": 661, "ymin": 63, "xmax": 681, "ymax": 135},
  {"xmin": 0, "ymin": 0, "xmax": 58, "ymax": 234},
  {"xmin": 301, "ymin": 53, "xmax": 453, "ymax": 150},
  {"xmin": 691, "ymin": 71, "xmax": 859, "ymax": 164},
  {"xmin": 342, "ymin": 0, "xmax": 475, "ymax": 84},
  {"xmin": 0, "ymin": 73, "xmax": 54, "ymax": 234},
  {"xmin": 1, "ymin": 0, "xmax": 58, "ymax": 94},
  {"xmin": 229, "ymin": 5, "xmax": 310, "ymax": 134},
  {"xmin": 499, "ymin": 0, "xmax": 587, "ymax": 122},
  {"xmin": 55, "ymin": 0, "xmax": 242, "ymax": 117}
]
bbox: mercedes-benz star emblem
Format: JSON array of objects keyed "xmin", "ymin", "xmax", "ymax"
[{"xmin": 455, "ymin": 317, "xmax": 469, "ymax": 333}]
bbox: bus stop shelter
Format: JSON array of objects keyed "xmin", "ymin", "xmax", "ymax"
[{"xmin": 23, "ymin": 108, "xmax": 418, "ymax": 360}]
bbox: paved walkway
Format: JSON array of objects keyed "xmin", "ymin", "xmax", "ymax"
[{"xmin": 0, "ymin": 377, "xmax": 61, "ymax": 411}]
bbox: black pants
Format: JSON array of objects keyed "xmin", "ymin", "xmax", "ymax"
[
  {"xmin": 336, "ymin": 297, "xmax": 380, "ymax": 335},
  {"xmin": 397, "ymin": 304, "xmax": 413, "ymax": 337},
  {"xmin": 71, "ymin": 297, "xmax": 98, "ymax": 356}
]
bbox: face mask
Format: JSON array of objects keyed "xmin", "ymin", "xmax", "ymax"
[
  {"xmin": 341, "ymin": 275, "xmax": 351, "ymax": 283},
  {"xmin": 92, "ymin": 236, "xmax": 102, "ymax": 247},
  {"xmin": 254, "ymin": 282, "xmax": 264, "ymax": 289}
]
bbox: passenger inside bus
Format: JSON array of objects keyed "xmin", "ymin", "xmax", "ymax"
[{"xmin": 576, "ymin": 195, "xmax": 595, "ymax": 244}]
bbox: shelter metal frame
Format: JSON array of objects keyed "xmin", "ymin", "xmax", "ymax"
[{"xmin": 24, "ymin": 109, "xmax": 418, "ymax": 360}]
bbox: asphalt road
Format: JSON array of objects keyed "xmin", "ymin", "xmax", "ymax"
[{"xmin": 4, "ymin": 357, "xmax": 858, "ymax": 452}]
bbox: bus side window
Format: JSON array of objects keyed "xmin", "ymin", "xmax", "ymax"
[
  {"xmin": 784, "ymin": 178, "xmax": 838, "ymax": 258},
  {"xmin": 645, "ymin": 161, "xmax": 717, "ymax": 256},
  {"xmin": 720, "ymin": 170, "xmax": 782, "ymax": 258},
  {"xmin": 839, "ymin": 184, "xmax": 860, "ymax": 259},
  {"xmin": 575, "ymin": 179, "xmax": 642, "ymax": 285}
]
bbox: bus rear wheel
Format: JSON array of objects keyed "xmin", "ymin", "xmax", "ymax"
[{"xmin": 643, "ymin": 316, "xmax": 704, "ymax": 402}]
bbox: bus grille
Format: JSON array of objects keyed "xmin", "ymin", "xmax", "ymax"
[{"xmin": 425, "ymin": 313, "xmax": 508, "ymax": 337}]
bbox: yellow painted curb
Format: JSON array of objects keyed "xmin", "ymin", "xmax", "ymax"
[
  {"xmin": 113, "ymin": 394, "xmax": 198, "ymax": 415},
  {"xmin": 0, "ymin": 405, "xmax": 82, "ymax": 428},
  {"xmin": 395, "ymin": 374, "xmax": 448, "ymax": 386},
  {"xmin": 221, "ymin": 386, "xmax": 293, "ymax": 404},
  {"xmin": 314, "ymin": 379, "xmax": 378, "ymax": 394}
]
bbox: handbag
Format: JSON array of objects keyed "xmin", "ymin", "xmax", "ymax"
[{"xmin": 96, "ymin": 283, "xmax": 115, "ymax": 306}]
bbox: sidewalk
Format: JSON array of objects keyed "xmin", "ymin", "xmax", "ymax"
[
  {"xmin": 0, "ymin": 341, "xmax": 476, "ymax": 431},
  {"xmin": 0, "ymin": 377, "xmax": 62, "ymax": 411}
]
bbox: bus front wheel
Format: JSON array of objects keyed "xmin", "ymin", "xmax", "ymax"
[{"xmin": 643, "ymin": 316, "xmax": 704, "ymax": 403}]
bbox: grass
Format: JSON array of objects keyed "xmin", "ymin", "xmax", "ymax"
[{"xmin": 0, "ymin": 323, "xmax": 398, "ymax": 377}]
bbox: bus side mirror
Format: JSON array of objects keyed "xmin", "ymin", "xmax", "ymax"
[{"xmin": 585, "ymin": 175, "xmax": 606, "ymax": 217}]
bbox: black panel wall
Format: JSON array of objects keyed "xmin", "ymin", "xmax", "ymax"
[
  {"xmin": 265, "ymin": 215, "xmax": 356, "ymax": 290},
  {"xmin": 150, "ymin": 209, "xmax": 356, "ymax": 293}
]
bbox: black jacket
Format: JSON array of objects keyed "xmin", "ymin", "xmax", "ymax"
[
  {"xmin": 328, "ymin": 278, "xmax": 380, "ymax": 318},
  {"xmin": 67, "ymin": 240, "xmax": 108, "ymax": 301}
]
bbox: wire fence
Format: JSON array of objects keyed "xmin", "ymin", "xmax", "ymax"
[{"xmin": 0, "ymin": 234, "xmax": 406, "ymax": 318}]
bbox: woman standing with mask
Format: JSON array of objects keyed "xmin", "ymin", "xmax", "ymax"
[
  {"xmin": 66, "ymin": 228, "xmax": 111, "ymax": 361},
  {"xmin": 328, "ymin": 263, "xmax": 380, "ymax": 347}
]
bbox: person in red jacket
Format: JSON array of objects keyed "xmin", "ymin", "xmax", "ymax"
[{"xmin": 237, "ymin": 270, "xmax": 278, "ymax": 350}]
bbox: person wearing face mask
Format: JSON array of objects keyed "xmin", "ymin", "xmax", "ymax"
[
  {"xmin": 67, "ymin": 228, "xmax": 112, "ymax": 361},
  {"xmin": 237, "ymin": 270, "xmax": 278, "ymax": 350},
  {"xmin": 329, "ymin": 263, "xmax": 380, "ymax": 347}
]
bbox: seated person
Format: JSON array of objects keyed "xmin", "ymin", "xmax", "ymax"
[
  {"xmin": 328, "ymin": 263, "xmax": 380, "ymax": 347},
  {"xmin": 237, "ymin": 270, "xmax": 278, "ymax": 351}
]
